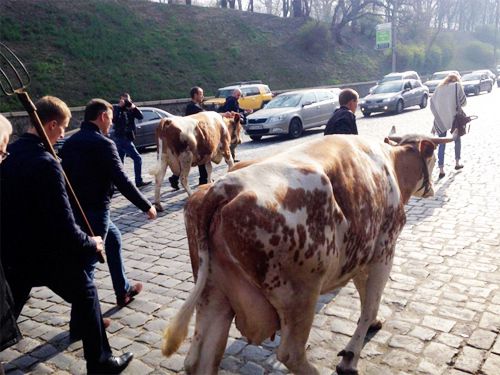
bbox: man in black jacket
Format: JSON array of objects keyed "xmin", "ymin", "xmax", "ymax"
[
  {"xmin": 324, "ymin": 88, "xmax": 359, "ymax": 135},
  {"xmin": 61, "ymin": 99, "xmax": 157, "ymax": 310},
  {"xmin": 0, "ymin": 115, "xmax": 21, "ymax": 359},
  {"xmin": 0, "ymin": 96, "xmax": 133, "ymax": 373},
  {"xmin": 169, "ymin": 86, "xmax": 208, "ymax": 190},
  {"xmin": 112, "ymin": 93, "xmax": 151, "ymax": 187}
]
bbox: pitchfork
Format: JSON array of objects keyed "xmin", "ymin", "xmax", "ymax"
[{"xmin": 0, "ymin": 42, "xmax": 105, "ymax": 263}]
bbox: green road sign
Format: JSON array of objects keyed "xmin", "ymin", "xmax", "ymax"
[{"xmin": 376, "ymin": 23, "xmax": 392, "ymax": 50}]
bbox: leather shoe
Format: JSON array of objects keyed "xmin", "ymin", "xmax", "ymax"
[
  {"xmin": 87, "ymin": 352, "xmax": 133, "ymax": 374},
  {"xmin": 136, "ymin": 180, "xmax": 152, "ymax": 188},
  {"xmin": 438, "ymin": 172, "xmax": 445, "ymax": 179},
  {"xmin": 168, "ymin": 176, "xmax": 180, "ymax": 190},
  {"xmin": 117, "ymin": 283, "xmax": 143, "ymax": 307},
  {"xmin": 455, "ymin": 164, "xmax": 464, "ymax": 170}
]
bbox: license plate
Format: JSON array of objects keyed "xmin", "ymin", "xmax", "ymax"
[{"xmin": 248, "ymin": 124, "xmax": 263, "ymax": 130}]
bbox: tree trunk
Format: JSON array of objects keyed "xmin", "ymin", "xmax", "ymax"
[
  {"xmin": 292, "ymin": 0, "xmax": 303, "ymax": 17},
  {"xmin": 283, "ymin": 0, "xmax": 290, "ymax": 17},
  {"xmin": 228, "ymin": 0, "xmax": 236, "ymax": 9},
  {"xmin": 247, "ymin": 0, "xmax": 254, "ymax": 12},
  {"xmin": 221, "ymin": 0, "xmax": 227, "ymax": 8},
  {"xmin": 237, "ymin": 0, "xmax": 242, "ymax": 10},
  {"xmin": 186, "ymin": 0, "xmax": 191, "ymax": 5}
]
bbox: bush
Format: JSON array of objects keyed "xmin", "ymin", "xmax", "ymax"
[
  {"xmin": 474, "ymin": 25, "xmax": 497, "ymax": 46},
  {"xmin": 462, "ymin": 41, "xmax": 494, "ymax": 66},
  {"xmin": 296, "ymin": 21, "xmax": 329, "ymax": 56}
]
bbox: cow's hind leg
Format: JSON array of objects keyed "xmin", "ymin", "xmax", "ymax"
[
  {"xmin": 205, "ymin": 162, "xmax": 213, "ymax": 183},
  {"xmin": 271, "ymin": 287, "xmax": 321, "ymax": 375},
  {"xmin": 184, "ymin": 282, "xmax": 234, "ymax": 375},
  {"xmin": 179, "ymin": 153, "xmax": 193, "ymax": 195},
  {"xmin": 153, "ymin": 152, "xmax": 169, "ymax": 211},
  {"xmin": 337, "ymin": 258, "xmax": 393, "ymax": 375}
]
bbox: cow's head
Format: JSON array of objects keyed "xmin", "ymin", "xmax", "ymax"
[
  {"xmin": 225, "ymin": 113, "xmax": 242, "ymax": 145},
  {"xmin": 385, "ymin": 132, "xmax": 454, "ymax": 199}
]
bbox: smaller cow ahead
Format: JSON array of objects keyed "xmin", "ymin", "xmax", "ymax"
[
  {"xmin": 161, "ymin": 132, "xmax": 455, "ymax": 375},
  {"xmin": 150, "ymin": 111, "xmax": 242, "ymax": 210}
]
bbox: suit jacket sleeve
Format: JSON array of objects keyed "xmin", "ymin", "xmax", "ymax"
[
  {"xmin": 39, "ymin": 158, "xmax": 97, "ymax": 254},
  {"xmin": 106, "ymin": 141, "xmax": 152, "ymax": 212}
]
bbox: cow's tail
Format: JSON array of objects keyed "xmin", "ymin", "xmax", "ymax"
[
  {"xmin": 161, "ymin": 186, "xmax": 223, "ymax": 357},
  {"xmin": 149, "ymin": 118, "xmax": 168, "ymax": 176}
]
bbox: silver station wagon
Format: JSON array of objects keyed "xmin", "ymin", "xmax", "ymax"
[{"xmin": 244, "ymin": 88, "xmax": 339, "ymax": 141}]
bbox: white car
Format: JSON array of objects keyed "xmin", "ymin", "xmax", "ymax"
[{"xmin": 369, "ymin": 71, "xmax": 421, "ymax": 94}]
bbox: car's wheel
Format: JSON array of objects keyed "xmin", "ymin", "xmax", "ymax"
[
  {"xmin": 395, "ymin": 100, "xmax": 404, "ymax": 114},
  {"xmin": 497, "ymin": 80, "xmax": 500, "ymax": 87},
  {"xmin": 475, "ymin": 86, "xmax": 480, "ymax": 95},
  {"xmin": 419, "ymin": 95, "xmax": 428, "ymax": 109},
  {"xmin": 288, "ymin": 118, "xmax": 303, "ymax": 139},
  {"xmin": 250, "ymin": 135, "xmax": 262, "ymax": 141},
  {"xmin": 362, "ymin": 110, "xmax": 371, "ymax": 117},
  {"xmin": 488, "ymin": 84, "xmax": 493, "ymax": 93}
]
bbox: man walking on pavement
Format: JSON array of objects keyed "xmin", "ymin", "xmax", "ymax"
[
  {"xmin": 60, "ymin": 99, "xmax": 157, "ymax": 311},
  {"xmin": 169, "ymin": 86, "xmax": 208, "ymax": 190},
  {"xmin": 1, "ymin": 96, "xmax": 133, "ymax": 373},
  {"xmin": 112, "ymin": 92, "xmax": 151, "ymax": 188}
]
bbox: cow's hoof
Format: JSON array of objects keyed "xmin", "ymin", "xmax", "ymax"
[
  {"xmin": 337, "ymin": 350, "xmax": 354, "ymax": 360},
  {"xmin": 336, "ymin": 365, "xmax": 358, "ymax": 375},
  {"xmin": 368, "ymin": 319, "xmax": 383, "ymax": 332},
  {"xmin": 154, "ymin": 203, "xmax": 164, "ymax": 212}
]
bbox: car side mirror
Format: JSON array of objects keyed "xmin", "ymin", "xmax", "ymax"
[{"xmin": 302, "ymin": 101, "xmax": 314, "ymax": 107}]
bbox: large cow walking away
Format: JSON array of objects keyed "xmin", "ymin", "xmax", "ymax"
[
  {"xmin": 150, "ymin": 111, "xmax": 241, "ymax": 210},
  {"xmin": 162, "ymin": 133, "xmax": 453, "ymax": 374}
]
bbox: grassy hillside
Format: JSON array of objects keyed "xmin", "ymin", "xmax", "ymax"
[
  {"xmin": 0, "ymin": 0, "xmax": 494, "ymax": 112},
  {"xmin": 0, "ymin": 0, "xmax": 385, "ymax": 111}
]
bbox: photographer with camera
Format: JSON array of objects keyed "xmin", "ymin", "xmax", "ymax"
[{"xmin": 112, "ymin": 93, "xmax": 151, "ymax": 188}]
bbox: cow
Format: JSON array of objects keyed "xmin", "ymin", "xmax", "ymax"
[
  {"xmin": 150, "ymin": 111, "xmax": 242, "ymax": 211},
  {"xmin": 161, "ymin": 132, "xmax": 454, "ymax": 375}
]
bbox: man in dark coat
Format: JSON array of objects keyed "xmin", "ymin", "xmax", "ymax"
[
  {"xmin": 0, "ymin": 96, "xmax": 133, "ymax": 373},
  {"xmin": 169, "ymin": 86, "xmax": 209, "ymax": 190},
  {"xmin": 324, "ymin": 88, "xmax": 359, "ymax": 135},
  {"xmin": 61, "ymin": 99, "xmax": 157, "ymax": 309},
  {"xmin": 0, "ymin": 115, "xmax": 21, "ymax": 358},
  {"xmin": 112, "ymin": 93, "xmax": 151, "ymax": 187},
  {"xmin": 219, "ymin": 88, "xmax": 248, "ymax": 161}
]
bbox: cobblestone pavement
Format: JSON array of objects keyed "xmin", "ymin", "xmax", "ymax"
[{"xmin": 2, "ymin": 89, "xmax": 500, "ymax": 375}]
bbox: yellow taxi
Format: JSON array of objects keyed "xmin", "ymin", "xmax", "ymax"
[{"xmin": 204, "ymin": 81, "xmax": 273, "ymax": 111}]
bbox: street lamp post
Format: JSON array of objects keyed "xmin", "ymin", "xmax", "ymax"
[{"xmin": 392, "ymin": 0, "xmax": 398, "ymax": 72}]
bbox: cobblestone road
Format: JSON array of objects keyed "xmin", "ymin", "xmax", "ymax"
[{"xmin": 2, "ymin": 88, "xmax": 500, "ymax": 375}]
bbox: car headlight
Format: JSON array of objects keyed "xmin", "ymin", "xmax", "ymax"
[
  {"xmin": 359, "ymin": 99, "xmax": 366, "ymax": 105},
  {"xmin": 268, "ymin": 115, "xmax": 284, "ymax": 123}
]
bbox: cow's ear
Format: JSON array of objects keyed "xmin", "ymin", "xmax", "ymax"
[
  {"xmin": 384, "ymin": 137, "xmax": 398, "ymax": 146},
  {"xmin": 419, "ymin": 139, "xmax": 435, "ymax": 158}
]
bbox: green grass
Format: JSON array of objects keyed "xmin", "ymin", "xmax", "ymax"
[{"xmin": 1, "ymin": 0, "xmax": 487, "ymax": 112}]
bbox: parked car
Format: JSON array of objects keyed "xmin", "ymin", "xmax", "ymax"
[
  {"xmin": 359, "ymin": 79, "xmax": 429, "ymax": 117},
  {"xmin": 424, "ymin": 70, "xmax": 460, "ymax": 93},
  {"xmin": 461, "ymin": 72, "xmax": 493, "ymax": 95},
  {"xmin": 204, "ymin": 81, "xmax": 273, "ymax": 111},
  {"xmin": 244, "ymin": 88, "xmax": 338, "ymax": 141},
  {"xmin": 369, "ymin": 71, "xmax": 421, "ymax": 93},
  {"xmin": 55, "ymin": 107, "xmax": 174, "ymax": 153},
  {"xmin": 473, "ymin": 69, "xmax": 496, "ymax": 82}
]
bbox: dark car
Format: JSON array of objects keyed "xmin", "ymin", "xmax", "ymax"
[
  {"xmin": 461, "ymin": 72, "xmax": 493, "ymax": 95},
  {"xmin": 55, "ymin": 107, "xmax": 174, "ymax": 153},
  {"xmin": 359, "ymin": 79, "xmax": 429, "ymax": 117}
]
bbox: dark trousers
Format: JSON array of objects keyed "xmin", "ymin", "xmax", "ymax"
[
  {"xmin": 170, "ymin": 165, "xmax": 208, "ymax": 185},
  {"xmin": 6, "ymin": 260, "xmax": 112, "ymax": 364}
]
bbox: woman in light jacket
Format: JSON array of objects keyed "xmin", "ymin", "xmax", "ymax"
[{"xmin": 430, "ymin": 73, "xmax": 467, "ymax": 179}]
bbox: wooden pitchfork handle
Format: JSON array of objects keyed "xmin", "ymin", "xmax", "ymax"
[{"xmin": 17, "ymin": 92, "xmax": 106, "ymax": 264}]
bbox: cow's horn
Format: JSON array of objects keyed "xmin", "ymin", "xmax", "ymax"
[
  {"xmin": 388, "ymin": 135, "xmax": 402, "ymax": 143},
  {"xmin": 389, "ymin": 126, "xmax": 396, "ymax": 135}
]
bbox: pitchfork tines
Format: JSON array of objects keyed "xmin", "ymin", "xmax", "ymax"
[{"xmin": 0, "ymin": 42, "xmax": 31, "ymax": 96}]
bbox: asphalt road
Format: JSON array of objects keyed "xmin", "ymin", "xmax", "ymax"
[{"xmin": 2, "ymin": 87, "xmax": 500, "ymax": 375}]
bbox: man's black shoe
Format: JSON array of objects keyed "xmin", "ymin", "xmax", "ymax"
[
  {"xmin": 199, "ymin": 179, "xmax": 208, "ymax": 186},
  {"xmin": 168, "ymin": 176, "xmax": 180, "ymax": 190},
  {"xmin": 87, "ymin": 352, "xmax": 133, "ymax": 374},
  {"xmin": 136, "ymin": 181, "xmax": 152, "ymax": 188}
]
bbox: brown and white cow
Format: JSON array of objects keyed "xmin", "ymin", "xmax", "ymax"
[
  {"xmin": 150, "ymin": 111, "xmax": 241, "ymax": 210},
  {"xmin": 162, "ymin": 133, "xmax": 453, "ymax": 374}
]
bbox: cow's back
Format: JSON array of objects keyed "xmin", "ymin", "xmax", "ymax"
[{"xmin": 206, "ymin": 135, "xmax": 406, "ymax": 292}]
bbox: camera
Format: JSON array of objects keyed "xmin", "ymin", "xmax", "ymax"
[{"xmin": 124, "ymin": 99, "xmax": 133, "ymax": 108}]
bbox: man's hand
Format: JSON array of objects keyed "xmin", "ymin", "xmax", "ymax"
[
  {"xmin": 146, "ymin": 206, "xmax": 157, "ymax": 220},
  {"xmin": 92, "ymin": 236, "xmax": 104, "ymax": 253}
]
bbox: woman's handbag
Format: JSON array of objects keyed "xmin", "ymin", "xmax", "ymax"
[{"xmin": 451, "ymin": 83, "xmax": 476, "ymax": 137}]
